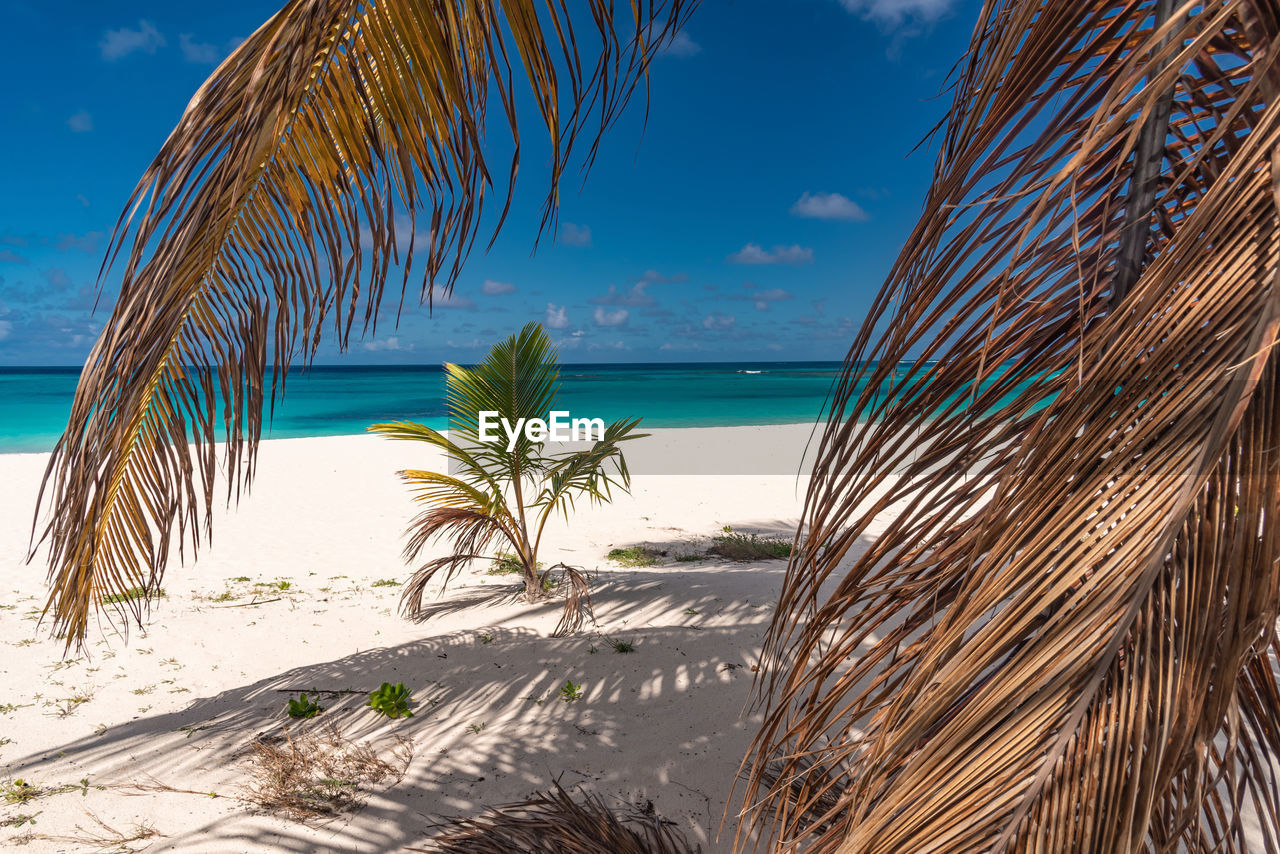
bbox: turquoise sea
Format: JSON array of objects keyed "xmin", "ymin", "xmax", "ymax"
[{"xmin": 0, "ymin": 362, "xmax": 848, "ymax": 454}]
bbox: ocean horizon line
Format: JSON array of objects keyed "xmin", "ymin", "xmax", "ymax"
[{"xmin": 0, "ymin": 358, "xmax": 867, "ymax": 373}]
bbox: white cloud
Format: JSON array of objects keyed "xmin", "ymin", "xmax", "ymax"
[
  {"xmin": 362, "ymin": 336, "xmax": 411, "ymax": 352},
  {"xmin": 637, "ymin": 269, "xmax": 687, "ymax": 284},
  {"xmin": 659, "ymin": 340, "xmax": 701, "ymax": 352},
  {"xmin": 429, "ymin": 292, "xmax": 476, "ymax": 310},
  {"xmin": 588, "ymin": 339, "xmax": 629, "ymax": 351},
  {"xmin": 663, "ymin": 30, "xmax": 701, "ymax": 57},
  {"xmin": 66, "ymin": 111, "xmax": 94, "ymax": 133},
  {"xmin": 838, "ymin": 0, "xmax": 954, "ymax": 28},
  {"xmin": 101, "ymin": 20, "xmax": 166, "ymax": 60},
  {"xmin": 545, "ymin": 303, "xmax": 570, "ymax": 329},
  {"xmin": 0, "ymin": 320, "xmax": 10, "ymax": 341},
  {"xmin": 702, "ymin": 313, "xmax": 736, "ymax": 331},
  {"xmin": 727, "ymin": 243, "xmax": 814, "ymax": 265},
  {"xmin": 559, "ymin": 222, "xmax": 592, "ymax": 248},
  {"xmin": 747, "ymin": 286, "xmax": 794, "ymax": 311},
  {"xmin": 791, "ymin": 191, "xmax": 869, "ymax": 221},
  {"xmin": 557, "ymin": 329, "xmax": 587, "ymax": 350},
  {"xmin": 591, "ymin": 282, "xmax": 654, "ymax": 307},
  {"xmin": 481, "ymin": 279, "xmax": 517, "ymax": 295},
  {"xmin": 179, "ymin": 33, "xmax": 221, "ymax": 63},
  {"xmin": 592, "ymin": 306, "xmax": 628, "ymax": 327}
]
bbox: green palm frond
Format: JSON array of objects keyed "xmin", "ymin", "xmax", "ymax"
[
  {"xmin": 368, "ymin": 420, "xmax": 504, "ymax": 497},
  {"xmin": 536, "ymin": 417, "xmax": 646, "ymax": 521},
  {"xmin": 445, "ymin": 321, "xmax": 562, "ymax": 461},
  {"xmin": 399, "ymin": 469, "xmax": 508, "ymax": 524},
  {"xmin": 34, "ymin": 0, "xmax": 693, "ymax": 647}
]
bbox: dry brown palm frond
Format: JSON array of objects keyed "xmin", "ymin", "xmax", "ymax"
[
  {"xmin": 33, "ymin": 0, "xmax": 694, "ymax": 648},
  {"xmin": 411, "ymin": 782, "xmax": 701, "ymax": 853},
  {"xmin": 741, "ymin": 1, "xmax": 1280, "ymax": 852},
  {"xmin": 399, "ymin": 505, "xmax": 504, "ymax": 618},
  {"xmin": 548, "ymin": 562, "xmax": 594, "ymax": 636}
]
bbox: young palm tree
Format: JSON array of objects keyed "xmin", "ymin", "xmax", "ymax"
[
  {"xmin": 369, "ymin": 322, "xmax": 644, "ymax": 635},
  {"xmin": 741, "ymin": 1, "xmax": 1280, "ymax": 852},
  {"xmin": 30, "ymin": 0, "xmax": 692, "ymax": 647}
]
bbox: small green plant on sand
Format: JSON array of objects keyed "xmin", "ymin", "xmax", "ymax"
[
  {"xmin": 371, "ymin": 579, "xmax": 400, "ymax": 588},
  {"xmin": 103, "ymin": 586, "xmax": 163, "ymax": 605},
  {"xmin": 607, "ymin": 638, "xmax": 636, "ymax": 654},
  {"xmin": 559, "ymin": 680, "xmax": 585, "ymax": 703},
  {"xmin": 709, "ymin": 532, "xmax": 794, "ymax": 561},
  {"xmin": 287, "ymin": 693, "xmax": 324, "ymax": 719},
  {"xmin": 2, "ymin": 780, "xmax": 40, "ymax": 805},
  {"xmin": 606, "ymin": 546, "xmax": 664, "ymax": 567},
  {"xmin": 0, "ymin": 813, "xmax": 38, "ymax": 829},
  {"xmin": 466, "ymin": 722, "xmax": 486, "ymax": 734},
  {"xmin": 367, "ymin": 682, "xmax": 413, "ymax": 719}
]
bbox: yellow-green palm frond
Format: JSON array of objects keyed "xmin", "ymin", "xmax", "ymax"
[
  {"xmin": 535, "ymin": 416, "xmax": 646, "ymax": 521},
  {"xmin": 399, "ymin": 468, "xmax": 509, "ymax": 526},
  {"xmin": 34, "ymin": 0, "xmax": 693, "ymax": 648},
  {"xmin": 368, "ymin": 420, "xmax": 505, "ymax": 498},
  {"xmin": 741, "ymin": 1, "xmax": 1280, "ymax": 852}
]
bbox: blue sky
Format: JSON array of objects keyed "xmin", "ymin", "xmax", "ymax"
[{"xmin": 0, "ymin": 0, "xmax": 977, "ymax": 365}]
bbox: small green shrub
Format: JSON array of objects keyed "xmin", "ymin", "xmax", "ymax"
[
  {"xmin": 371, "ymin": 579, "xmax": 400, "ymax": 588},
  {"xmin": 607, "ymin": 638, "xmax": 636, "ymax": 654},
  {"xmin": 2, "ymin": 780, "xmax": 39, "ymax": 805},
  {"xmin": 488, "ymin": 552, "xmax": 542, "ymax": 576},
  {"xmin": 559, "ymin": 680, "xmax": 585, "ymax": 703},
  {"xmin": 103, "ymin": 587, "xmax": 163, "ymax": 605},
  {"xmin": 675, "ymin": 553, "xmax": 703, "ymax": 562},
  {"xmin": 287, "ymin": 693, "xmax": 324, "ymax": 719},
  {"xmin": 231, "ymin": 576, "xmax": 252, "ymax": 582},
  {"xmin": 0, "ymin": 813, "xmax": 38, "ymax": 828},
  {"xmin": 606, "ymin": 546, "xmax": 664, "ymax": 567},
  {"xmin": 367, "ymin": 682, "xmax": 414, "ymax": 719},
  {"xmin": 709, "ymin": 532, "xmax": 793, "ymax": 561}
]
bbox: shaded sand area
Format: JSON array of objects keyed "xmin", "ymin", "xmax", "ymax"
[{"xmin": 0, "ymin": 426, "xmax": 882, "ymax": 852}]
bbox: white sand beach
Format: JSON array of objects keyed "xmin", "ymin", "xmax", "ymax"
[{"xmin": 0, "ymin": 425, "xmax": 886, "ymax": 852}]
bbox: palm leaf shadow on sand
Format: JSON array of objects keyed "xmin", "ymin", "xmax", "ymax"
[{"xmin": 4, "ymin": 558, "xmax": 855, "ymax": 853}]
